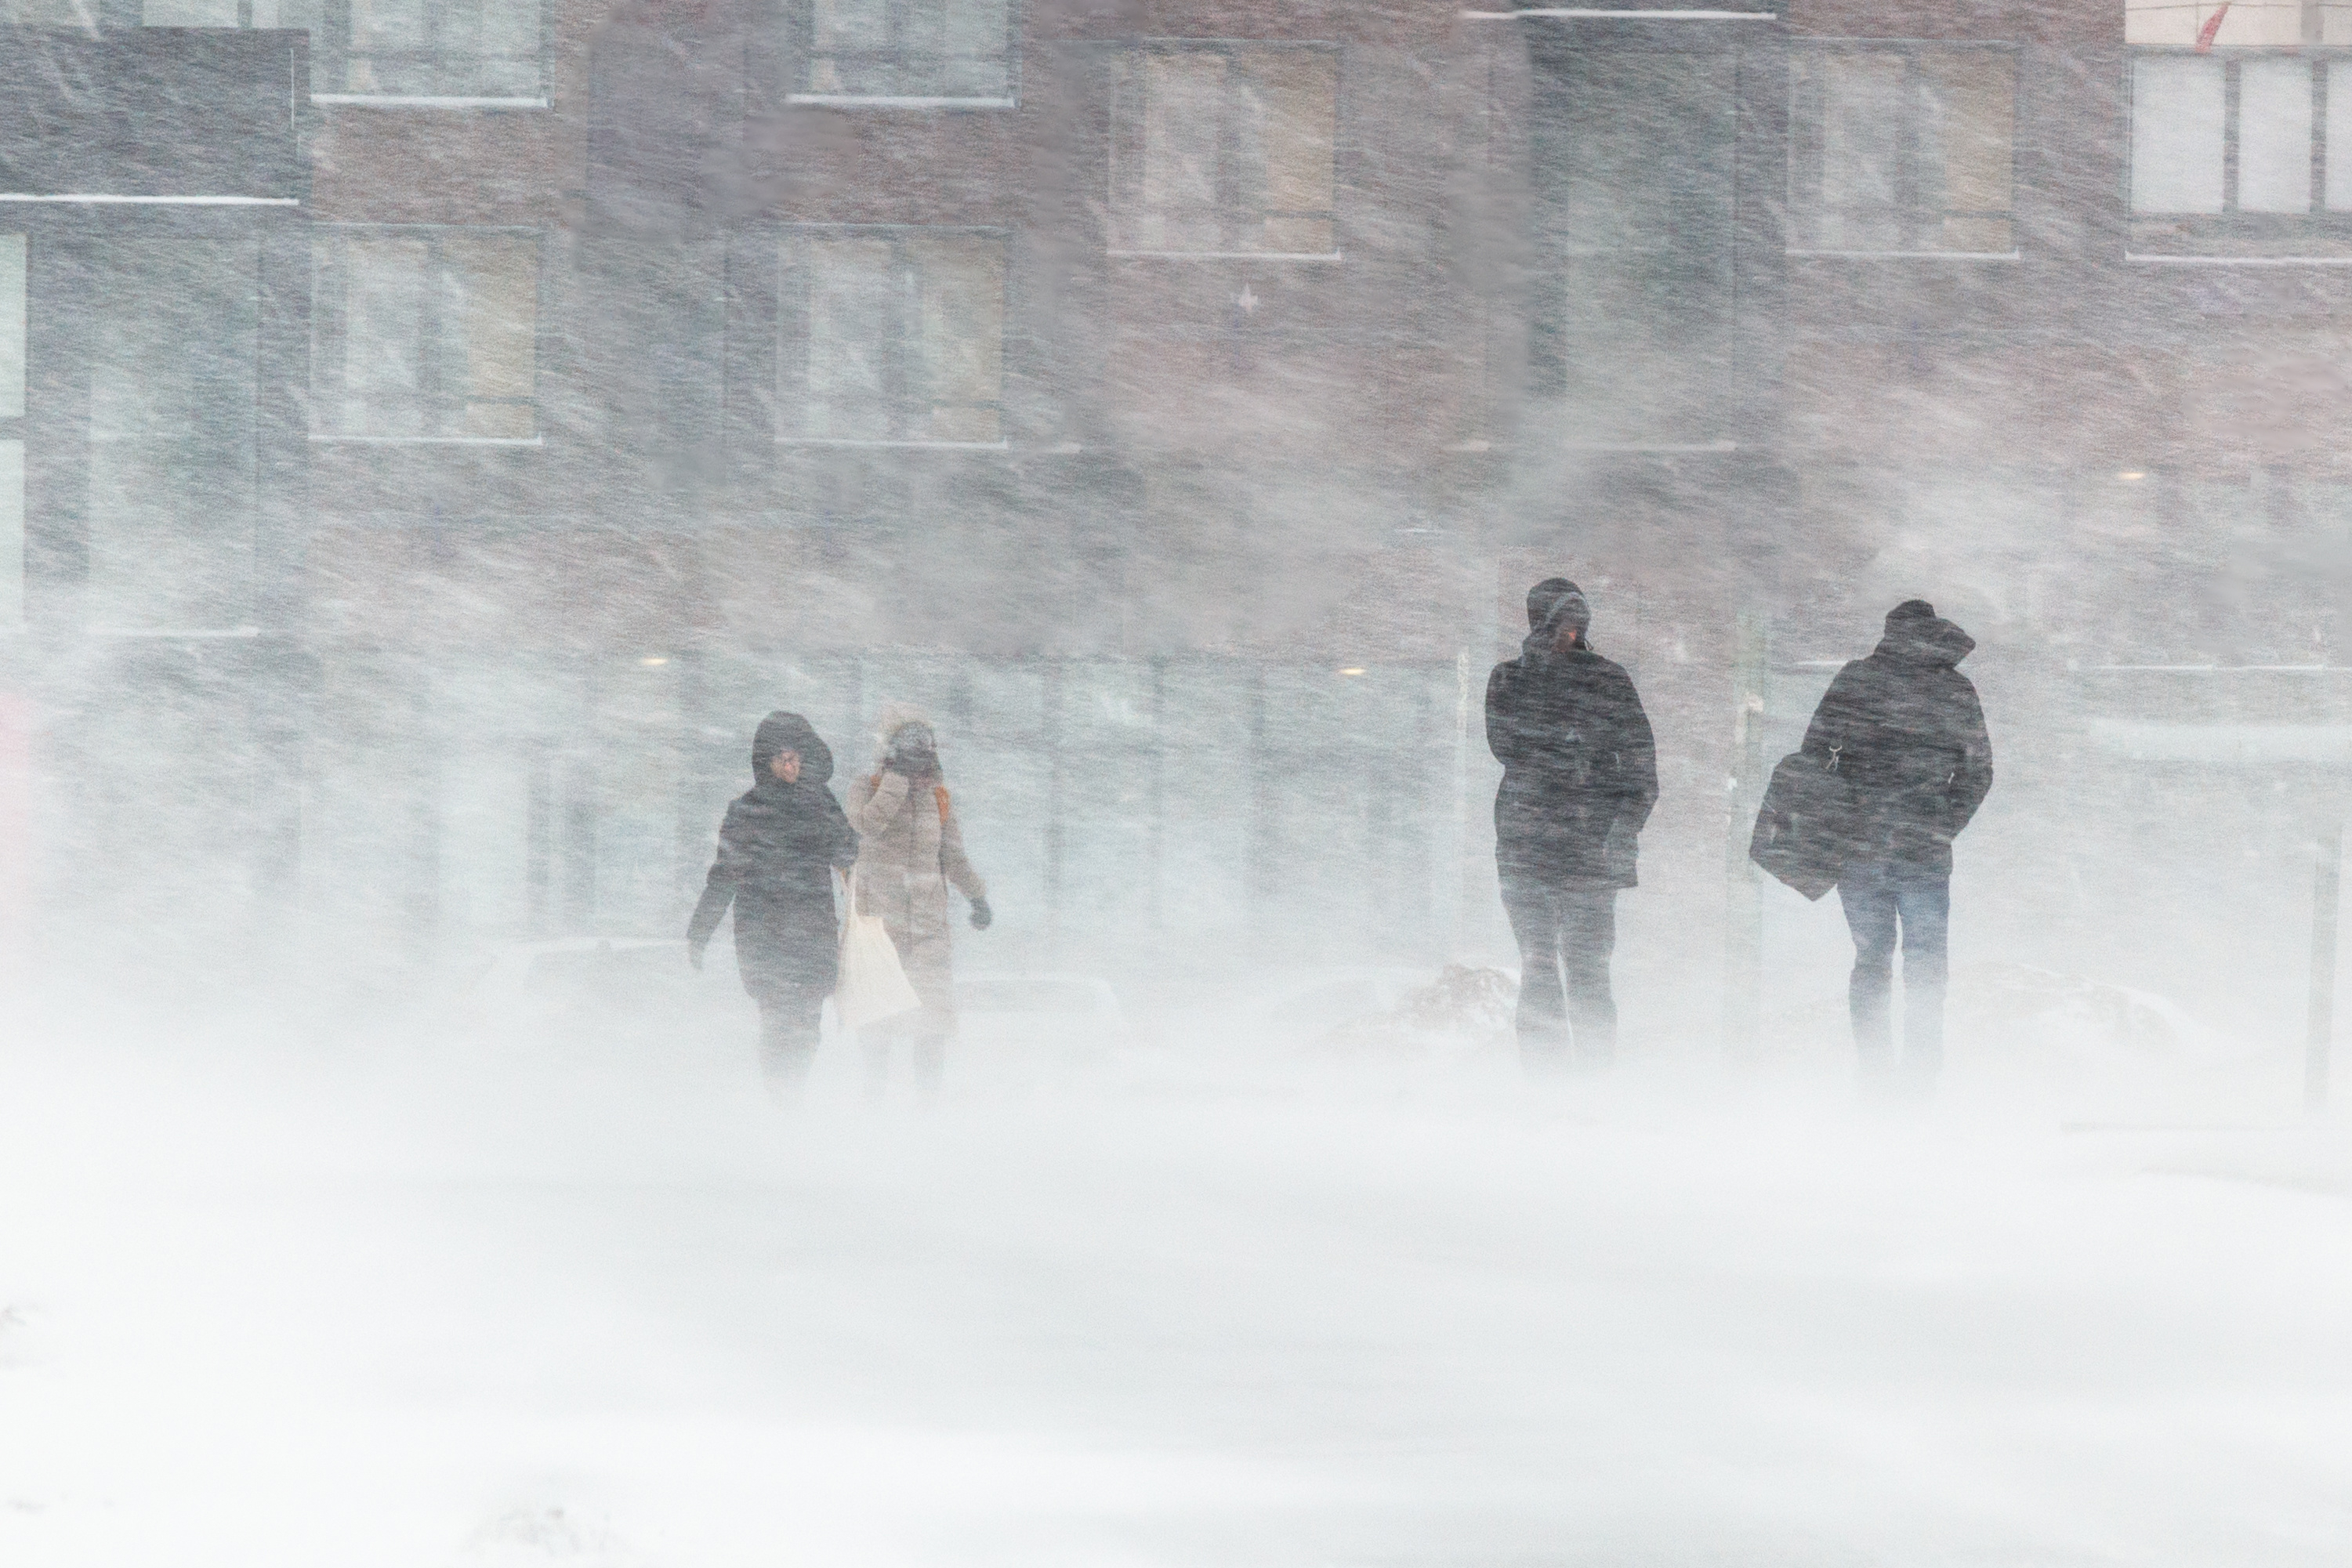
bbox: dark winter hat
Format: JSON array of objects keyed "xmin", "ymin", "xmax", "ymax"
[
  {"xmin": 1527, "ymin": 578, "xmax": 1590, "ymax": 632},
  {"xmin": 1886, "ymin": 599, "xmax": 1938, "ymax": 628},
  {"xmin": 752, "ymin": 711, "xmax": 832, "ymax": 786},
  {"xmin": 1876, "ymin": 599, "xmax": 1975, "ymax": 666}
]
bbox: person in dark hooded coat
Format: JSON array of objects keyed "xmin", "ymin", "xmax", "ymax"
[
  {"xmin": 1487, "ymin": 578, "xmax": 1658, "ymax": 1069},
  {"xmin": 1800, "ymin": 600, "xmax": 1993, "ymax": 1088},
  {"xmin": 687, "ymin": 711, "xmax": 860, "ymax": 1096}
]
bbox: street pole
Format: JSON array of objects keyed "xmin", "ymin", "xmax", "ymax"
[
  {"xmin": 1723, "ymin": 607, "xmax": 1767, "ymax": 1056},
  {"xmin": 2307, "ymin": 813, "xmax": 2343, "ymax": 1114}
]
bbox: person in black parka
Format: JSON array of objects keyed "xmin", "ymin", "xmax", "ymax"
[
  {"xmin": 1801, "ymin": 600, "xmax": 1993, "ymax": 1088},
  {"xmin": 687, "ymin": 711, "xmax": 860, "ymax": 1098},
  {"xmin": 1487, "ymin": 578, "xmax": 1659, "ymax": 1069}
]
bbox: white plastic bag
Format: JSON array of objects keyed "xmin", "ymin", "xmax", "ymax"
[{"xmin": 834, "ymin": 871, "xmax": 922, "ymax": 1030}]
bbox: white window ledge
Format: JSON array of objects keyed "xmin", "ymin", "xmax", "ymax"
[
  {"xmin": 0, "ymin": 194, "xmax": 299, "ymax": 205},
  {"xmin": 777, "ymin": 437, "xmax": 1009, "ymax": 450},
  {"xmin": 1787, "ymin": 248, "xmax": 2020, "ymax": 260},
  {"xmin": 85, "ymin": 625, "xmax": 261, "ymax": 639},
  {"xmin": 785, "ymin": 94, "xmax": 1016, "ymax": 110},
  {"xmin": 1463, "ymin": 8, "xmax": 1778, "ymax": 19},
  {"xmin": 1566, "ymin": 440, "xmax": 1738, "ymax": 453},
  {"xmin": 2126, "ymin": 252, "xmax": 2352, "ymax": 266},
  {"xmin": 1108, "ymin": 249, "xmax": 1344, "ymax": 263},
  {"xmin": 312, "ymin": 94, "xmax": 549, "ymax": 109},
  {"xmin": 310, "ymin": 434, "xmax": 544, "ymax": 446},
  {"xmin": 2087, "ymin": 718, "xmax": 2352, "ymax": 764}
]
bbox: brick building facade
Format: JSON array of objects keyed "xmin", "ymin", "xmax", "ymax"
[{"xmin": 1, "ymin": 2, "xmax": 2343, "ymax": 1041}]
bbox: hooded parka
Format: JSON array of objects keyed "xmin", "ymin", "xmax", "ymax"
[
  {"xmin": 1486, "ymin": 590, "xmax": 1660, "ymax": 889},
  {"xmin": 687, "ymin": 712, "xmax": 860, "ymax": 1001},
  {"xmin": 1799, "ymin": 603, "xmax": 1993, "ymax": 875},
  {"xmin": 846, "ymin": 756, "xmax": 988, "ymax": 1027}
]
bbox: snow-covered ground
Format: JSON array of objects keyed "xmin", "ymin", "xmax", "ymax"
[{"xmin": 4, "ymin": 993, "xmax": 2350, "ymax": 1568}]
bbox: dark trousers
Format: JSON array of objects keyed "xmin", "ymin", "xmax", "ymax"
[
  {"xmin": 1837, "ymin": 860, "xmax": 1950, "ymax": 1080},
  {"xmin": 756, "ymin": 986, "xmax": 826, "ymax": 1100},
  {"xmin": 1499, "ymin": 868, "xmax": 1619, "ymax": 1067}
]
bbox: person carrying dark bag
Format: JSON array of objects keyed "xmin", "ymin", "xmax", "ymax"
[
  {"xmin": 688, "ymin": 711, "xmax": 860, "ymax": 1102},
  {"xmin": 1487, "ymin": 578, "xmax": 1659, "ymax": 1071},
  {"xmin": 1750, "ymin": 749, "xmax": 1858, "ymax": 903},
  {"xmin": 1796, "ymin": 600, "xmax": 1994, "ymax": 1094}
]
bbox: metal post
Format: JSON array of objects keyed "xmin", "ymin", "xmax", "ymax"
[
  {"xmin": 560, "ymin": 754, "xmax": 596, "ymax": 934},
  {"xmin": 1450, "ymin": 646, "xmax": 1475, "ymax": 958},
  {"xmin": 673, "ymin": 644, "xmax": 705, "ymax": 922},
  {"xmin": 2308, "ymin": 815, "xmax": 2343, "ymax": 1114},
  {"xmin": 1042, "ymin": 658, "xmax": 1064, "ymax": 947},
  {"xmin": 1722, "ymin": 608, "xmax": 1767, "ymax": 1055},
  {"xmin": 1247, "ymin": 663, "xmax": 1272, "ymax": 943},
  {"xmin": 524, "ymin": 741, "xmax": 552, "ymax": 938},
  {"xmin": 1147, "ymin": 655, "xmax": 1165, "ymax": 935},
  {"xmin": 406, "ymin": 676, "xmax": 441, "ymax": 965}
]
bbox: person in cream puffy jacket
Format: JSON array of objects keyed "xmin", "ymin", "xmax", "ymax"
[{"xmin": 846, "ymin": 711, "xmax": 991, "ymax": 1098}]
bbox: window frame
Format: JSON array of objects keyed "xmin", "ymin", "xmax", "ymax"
[
  {"xmin": 0, "ymin": 232, "xmax": 20, "ymax": 630},
  {"xmin": 1526, "ymin": 42, "xmax": 1743, "ymax": 449},
  {"xmin": 2127, "ymin": 45, "xmax": 2352, "ymax": 255},
  {"xmin": 1785, "ymin": 37, "xmax": 2022, "ymax": 260},
  {"xmin": 0, "ymin": 232, "xmax": 23, "ymax": 424},
  {"xmin": 299, "ymin": 0, "xmax": 549, "ymax": 108},
  {"xmin": 307, "ymin": 221, "xmax": 545, "ymax": 446},
  {"xmin": 773, "ymin": 222, "xmax": 1014, "ymax": 451},
  {"xmin": 1105, "ymin": 37, "xmax": 1344, "ymax": 263},
  {"xmin": 781, "ymin": 0, "xmax": 1020, "ymax": 110},
  {"xmin": 116, "ymin": 0, "xmax": 553, "ymax": 107}
]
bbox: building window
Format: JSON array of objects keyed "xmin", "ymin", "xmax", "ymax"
[
  {"xmin": 2131, "ymin": 53, "xmax": 2352, "ymax": 217},
  {"xmin": 134, "ymin": 0, "xmax": 283, "ymax": 24},
  {"xmin": 87, "ymin": 235, "xmax": 260, "ymax": 631},
  {"xmin": 2125, "ymin": 0, "xmax": 2352, "ymax": 49},
  {"xmin": 1, "ymin": 234, "xmax": 20, "ymax": 630},
  {"xmin": 310, "ymin": 229, "xmax": 539, "ymax": 441},
  {"xmin": 791, "ymin": 0, "xmax": 1016, "ymax": 103},
  {"xmin": 115, "ymin": 0, "xmax": 542, "ymax": 98},
  {"xmin": 1531, "ymin": 46, "xmax": 1738, "ymax": 445},
  {"xmin": 284, "ymin": 0, "xmax": 542, "ymax": 99},
  {"xmin": 778, "ymin": 230, "xmax": 1006, "ymax": 445},
  {"xmin": 0, "ymin": 234, "xmax": 22, "ymax": 424},
  {"xmin": 0, "ymin": 436, "xmax": 18, "ymax": 630},
  {"xmin": 2, "ymin": 0, "xmax": 97, "ymax": 22},
  {"xmin": 1788, "ymin": 45, "xmax": 2017, "ymax": 255},
  {"xmin": 1107, "ymin": 42, "xmax": 1339, "ymax": 258}
]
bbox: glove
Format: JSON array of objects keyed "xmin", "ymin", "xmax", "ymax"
[{"xmin": 969, "ymin": 896, "xmax": 993, "ymax": 932}]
